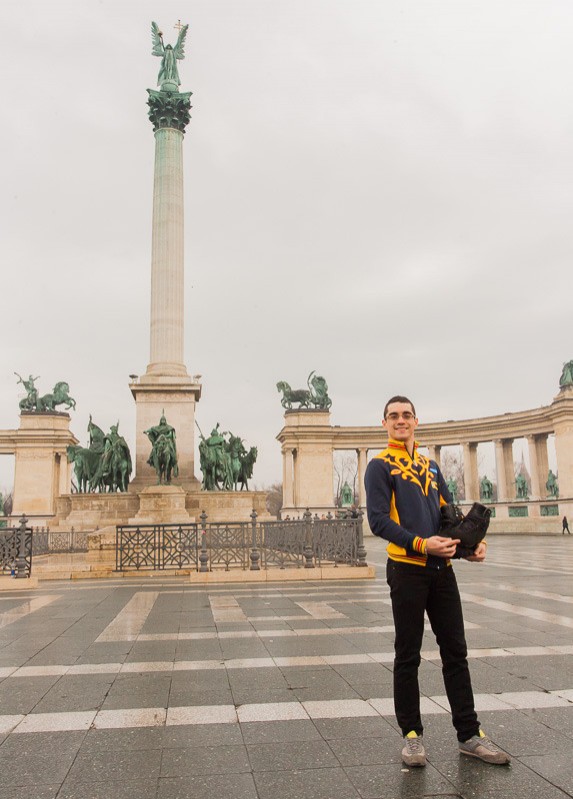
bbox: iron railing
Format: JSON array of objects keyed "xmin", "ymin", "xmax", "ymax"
[
  {"xmin": 0, "ymin": 516, "xmax": 33, "ymax": 578},
  {"xmin": 116, "ymin": 509, "xmax": 368, "ymax": 572},
  {"xmin": 32, "ymin": 529, "xmax": 89, "ymax": 555}
]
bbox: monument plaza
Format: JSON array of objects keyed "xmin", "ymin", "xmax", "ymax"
[
  {"xmin": 0, "ymin": 18, "xmax": 572, "ymax": 799},
  {"xmin": 0, "ymin": 535, "xmax": 572, "ymax": 798}
]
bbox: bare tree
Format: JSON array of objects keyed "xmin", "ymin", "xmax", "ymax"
[
  {"xmin": 440, "ymin": 450, "xmax": 466, "ymax": 501},
  {"xmin": 265, "ymin": 483, "xmax": 283, "ymax": 518}
]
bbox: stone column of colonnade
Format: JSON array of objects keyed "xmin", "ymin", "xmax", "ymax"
[
  {"xmin": 356, "ymin": 448, "xmax": 368, "ymax": 507},
  {"xmin": 526, "ymin": 434, "xmax": 547, "ymax": 499},
  {"xmin": 283, "ymin": 449, "xmax": 295, "ymax": 507},
  {"xmin": 494, "ymin": 439, "xmax": 514, "ymax": 501},
  {"xmin": 427, "ymin": 445, "xmax": 441, "ymax": 468},
  {"xmin": 462, "ymin": 442, "xmax": 479, "ymax": 502}
]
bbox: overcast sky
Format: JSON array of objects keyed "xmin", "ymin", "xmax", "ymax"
[{"xmin": 1, "ymin": 0, "xmax": 572, "ymax": 491}]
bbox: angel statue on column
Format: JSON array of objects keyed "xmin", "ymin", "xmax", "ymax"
[{"xmin": 151, "ymin": 21, "xmax": 189, "ymax": 90}]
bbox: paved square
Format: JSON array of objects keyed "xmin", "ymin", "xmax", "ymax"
[{"xmin": 0, "ymin": 535, "xmax": 572, "ymax": 798}]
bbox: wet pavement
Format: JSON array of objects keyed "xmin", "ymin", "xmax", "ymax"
[{"xmin": 0, "ymin": 534, "xmax": 572, "ymax": 798}]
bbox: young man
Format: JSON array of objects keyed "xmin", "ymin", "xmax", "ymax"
[{"xmin": 365, "ymin": 396, "xmax": 510, "ymax": 767}]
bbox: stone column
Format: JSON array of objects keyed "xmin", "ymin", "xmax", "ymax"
[
  {"xmin": 427, "ymin": 445, "xmax": 441, "ymax": 468},
  {"xmin": 462, "ymin": 442, "xmax": 479, "ymax": 502},
  {"xmin": 130, "ymin": 88, "xmax": 201, "ymax": 489},
  {"xmin": 357, "ymin": 448, "xmax": 368, "ymax": 507},
  {"xmin": 494, "ymin": 439, "xmax": 514, "ymax": 501},
  {"xmin": 146, "ymin": 90, "xmax": 193, "ymax": 376},
  {"xmin": 283, "ymin": 448, "xmax": 295, "ymax": 508},
  {"xmin": 527, "ymin": 435, "xmax": 543, "ymax": 499},
  {"xmin": 535, "ymin": 435, "xmax": 549, "ymax": 495},
  {"xmin": 494, "ymin": 440, "xmax": 507, "ymax": 501}
]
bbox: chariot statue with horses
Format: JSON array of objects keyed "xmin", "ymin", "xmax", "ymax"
[
  {"xmin": 16, "ymin": 373, "xmax": 76, "ymax": 413},
  {"xmin": 559, "ymin": 360, "xmax": 573, "ymax": 389},
  {"xmin": 67, "ymin": 415, "xmax": 132, "ymax": 493},
  {"xmin": 197, "ymin": 422, "xmax": 258, "ymax": 491},
  {"xmin": 276, "ymin": 371, "xmax": 332, "ymax": 411}
]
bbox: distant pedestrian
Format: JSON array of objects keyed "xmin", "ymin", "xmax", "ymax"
[{"xmin": 562, "ymin": 516, "xmax": 571, "ymax": 535}]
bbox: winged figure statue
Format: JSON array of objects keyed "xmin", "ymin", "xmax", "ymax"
[{"xmin": 151, "ymin": 21, "xmax": 189, "ymax": 89}]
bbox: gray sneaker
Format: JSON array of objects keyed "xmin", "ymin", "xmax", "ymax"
[
  {"xmin": 459, "ymin": 731, "xmax": 511, "ymax": 765},
  {"xmin": 402, "ymin": 732, "xmax": 426, "ymax": 767}
]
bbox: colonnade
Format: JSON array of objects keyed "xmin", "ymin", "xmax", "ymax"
[{"xmin": 277, "ymin": 386, "xmax": 573, "ymax": 522}]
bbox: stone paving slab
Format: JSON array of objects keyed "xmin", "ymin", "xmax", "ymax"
[{"xmin": 0, "ymin": 535, "xmax": 572, "ymax": 798}]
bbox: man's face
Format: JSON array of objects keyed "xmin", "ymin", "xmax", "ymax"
[{"xmin": 382, "ymin": 401, "xmax": 418, "ymax": 445}]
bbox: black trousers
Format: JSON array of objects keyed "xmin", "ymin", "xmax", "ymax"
[{"xmin": 386, "ymin": 559, "xmax": 480, "ymax": 742}]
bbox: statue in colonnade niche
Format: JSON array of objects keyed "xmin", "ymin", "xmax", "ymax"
[
  {"xmin": 559, "ymin": 360, "xmax": 573, "ymax": 388},
  {"xmin": 144, "ymin": 413, "xmax": 179, "ymax": 484},
  {"xmin": 479, "ymin": 475, "xmax": 493, "ymax": 502},
  {"xmin": 515, "ymin": 472, "xmax": 529, "ymax": 500},
  {"xmin": 340, "ymin": 482, "xmax": 354, "ymax": 507},
  {"xmin": 446, "ymin": 478, "xmax": 458, "ymax": 504},
  {"xmin": 15, "ymin": 372, "xmax": 76, "ymax": 413},
  {"xmin": 546, "ymin": 469, "xmax": 559, "ymax": 498},
  {"xmin": 276, "ymin": 371, "xmax": 332, "ymax": 411},
  {"xmin": 151, "ymin": 21, "xmax": 189, "ymax": 89},
  {"xmin": 197, "ymin": 422, "xmax": 258, "ymax": 491}
]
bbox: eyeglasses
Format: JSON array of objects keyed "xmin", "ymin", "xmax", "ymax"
[{"xmin": 385, "ymin": 412, "xmax": 415, "ymax": 421}]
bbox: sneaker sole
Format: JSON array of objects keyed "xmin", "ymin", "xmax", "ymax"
[
  {"xmin": 402, "ymin": 758, "xmax": 426, "ymax": 767},
  {"xmin": 459, "ymin": 749, "xmax": 510, "ymax": 765}
]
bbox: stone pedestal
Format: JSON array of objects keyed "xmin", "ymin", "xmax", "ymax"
[
  {"xmin": 130, "ymin": 375, "xmax": 201, "ymax": 490},
  {"xmin": 278, "ymin": 410, "xmax": 334, "ymax": 511},
  {"xmin": 11, "ymin": 413, "xmax": 77, "ymax": 519},
  {"xmin": 551, "ymin": 386, "xmax": 573, "ymax": 498},
  {"xmin": 129, "ymin": 485, "xmax": 193, "ymax": 524}
]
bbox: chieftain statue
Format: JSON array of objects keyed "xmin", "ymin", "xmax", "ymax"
[
  {"xmin": 479, "ymin": 475, "xmax": 494, "ymax": 502},
  {"xmin": 546, "ymin": 469, "xmax": 559, "ymax": 498},
  {"xmin": 340, "ymin": 482, "xmax": 354, "ymax": 507},
  {"xmin": 15, "ymin": 373, "xmax": 76, "ymax": 413},
  {"xmin": 446, "ymin": 478, "xmax": 458, "ymax": 504},
  {"xmin": 276, "ymin": 371, "xmax": 332, "ymax": 411},
  {"xmin": 197, "ymin": 423, "xmax": 258, "ymax": 491},
  {"xmin": 67, "ymin": 416, "xmax": 132, "ymax": 493},
  {"xmin": 144, "ymin": 413, "xmax": 178, "ymax": 484},
  {"xmin": 515, "ymin": 472, "xmax": 529, "ymax": 500},
  {"xmin": 151, "ymin": 21, "xmax": 189, "ymax": 90}
]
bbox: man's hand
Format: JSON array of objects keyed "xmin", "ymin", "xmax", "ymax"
[
  {"xmin": 464, "ymin": 541, "xmax": 487, "ymax": 562},
  {"xmin": 425, "ymin": 536, "xmax": 460, "ymax": 558}
]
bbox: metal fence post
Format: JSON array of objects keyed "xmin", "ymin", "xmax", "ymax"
[
  {"xmin": 356, "ymin": 509, "xmax": 367, "ymax": 567},
  {"xmin": 15, "ymin": 515, "xmax": 29, "ymax": 579},
  {"xmin": 199, "ymin": 511, "xmax": 209, "ymax": 572},
  {"xmin": 249, "ymin": 509, "xmax": 260, "ymax": 570},
  {"xmin": 303, "ymin": 508, "xmax": 314, "ymax": 568}
]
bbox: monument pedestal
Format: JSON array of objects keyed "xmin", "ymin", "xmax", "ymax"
[
  {"xmin": 12, "ymin": 413, "xmax": 77, "ymax": 520},
  {"xmin": 129, "ymin": 484, "xmax": 193, "ymax": 524},
  {"xmin": 278, "ymin": 410, "xmax": 334, "ymax": 513},
  {"xmin": 130, "ymin": 374, "xmax": 201, "ymax": 491}
]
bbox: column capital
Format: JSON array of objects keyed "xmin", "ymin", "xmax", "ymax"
[{"xmin": 147, "ymin": 89, "xmax": 192, "ymax": 133}]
